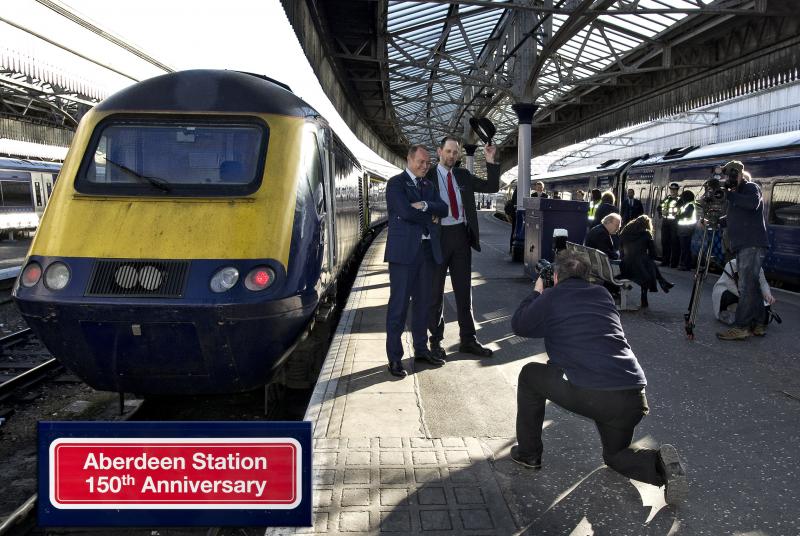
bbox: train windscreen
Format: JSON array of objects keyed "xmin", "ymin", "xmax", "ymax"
[{"xmin": 75, "ymin": 117, "xmax": 269, "ymax": 196}]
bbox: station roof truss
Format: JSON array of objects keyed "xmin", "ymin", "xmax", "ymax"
[{"xmin": 289, "ymin": 0, "xmax": 800, "ymax": 171}]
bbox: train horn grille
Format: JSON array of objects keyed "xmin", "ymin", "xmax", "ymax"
[{"xmin": 86, "ymin": 259, "xmax": 189, "ymax": 298}]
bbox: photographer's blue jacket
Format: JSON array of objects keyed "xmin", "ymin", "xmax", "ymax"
[
  {"xmin": 726, "ymin": 181, "xmax": 769, "ymax": 252},
  {"xmin": 511, "ymin": 278, "xmax": 646, "ymax": 390}
]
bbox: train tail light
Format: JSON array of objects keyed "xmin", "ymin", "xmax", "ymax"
[
  {"xmin": 244, "ymin": 266, "xmax": 275, "ymax": 291},
  {"xmin": 21, "ymin": 262, "xmax": 42, "ymax": 287}
]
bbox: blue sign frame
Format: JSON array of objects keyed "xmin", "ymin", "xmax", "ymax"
[{"xmin": 38, "ymin": 421, "xmax": 312, "ymax": 527}]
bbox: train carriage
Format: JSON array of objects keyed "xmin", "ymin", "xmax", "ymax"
[
  {"xmin": 13, "ymin": 70, "xmax": 385, "ymax": 395},
  {"xmin": 0, "ymin": 157, "xmax": 60, "ymax": 234},
  {"xmin": 534, "ymin": 131, "xmax": 800, "ymax": 285}
]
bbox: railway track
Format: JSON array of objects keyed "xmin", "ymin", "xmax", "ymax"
[{"xmin": 0, "ymin": 328, "xmax": 61, "ymax": 404}]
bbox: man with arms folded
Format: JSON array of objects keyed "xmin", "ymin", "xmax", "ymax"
[
  {"xmin": 509, "ymin": 251, "xmax": 688, "ymax": 505},
  {"xmin": 384, "ymin": 145, "xmax": 449, "ymax": 377}
]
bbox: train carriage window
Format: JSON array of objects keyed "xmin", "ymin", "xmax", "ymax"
[
  {"xmin": 770, "ymin": 181, "xmax": 800, "ymax": 226},
  {"xmin": 76, "ymin": 117, "xmax": 268, "ymax": 196},
  {"xmin": 0, "ymin": 180, "xmax": 33, "ymax": 207}
]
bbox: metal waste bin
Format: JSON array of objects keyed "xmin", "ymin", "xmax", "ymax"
[{"xmin": 524, "ymin": 197, "xmax": 590, "ymax": 279}]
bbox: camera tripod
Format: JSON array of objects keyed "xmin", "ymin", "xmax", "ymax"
[{"xmin": 684, "ymin": 220, "xmax": 721, "ymax": 339}]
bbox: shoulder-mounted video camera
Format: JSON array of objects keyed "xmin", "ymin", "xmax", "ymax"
[{"xmin": 699, "ymin": 160, "xmax": 741, "ymax": 225}]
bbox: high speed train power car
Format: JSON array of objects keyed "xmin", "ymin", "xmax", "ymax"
[{"xmin": 13, "ymin": 70, "xmax": 386, "ymax": 395}]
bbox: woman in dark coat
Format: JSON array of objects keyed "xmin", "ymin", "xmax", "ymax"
[{"xmin": 620, "ymin": 215, "xmax": 674, "ymax": 307}]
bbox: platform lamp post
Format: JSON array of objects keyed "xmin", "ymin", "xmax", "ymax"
[
  {"xmin": 464, "ymin": 143, "xmax": 477, "ymax": 173},
  {"xmin": 511, "ymin": 102, "xmax": 538, "ymax": 262}
]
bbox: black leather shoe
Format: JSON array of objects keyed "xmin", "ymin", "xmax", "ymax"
[
  {"xmin": 458, "ymin": 340, "xmax": 493, "ymax": 357},
  {"xmin": 387, "ymin": 361, "xmax": 407, "ymax": 378},
  {"xmin": 430, "ymin": 343, "xmax": 446, "ymax": 360},
  {"xmin": 414, "ymin": 350, "xmax": 445, "ymax": 367},
  {"xmin": 657, "ymin": 444, "xmax": 687, "ymax": 505},
  {"xmin": 659, "ymin": 280, "xmax": 674, "ymax": 293},
  {"xmin": 510, "ymin": 446, "xmax": 541, "ymax": 469}
]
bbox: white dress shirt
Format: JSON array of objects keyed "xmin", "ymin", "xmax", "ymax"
[{"xmin": 436, "ymin": 164, "xmax": 465, "ymax": 226}]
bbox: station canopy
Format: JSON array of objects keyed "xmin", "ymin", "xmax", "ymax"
[{"xmin": 290, "ymin": 0, "xmax": 799, "ymax": 170}]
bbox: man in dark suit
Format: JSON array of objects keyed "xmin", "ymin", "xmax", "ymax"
[
  {"xmin": 585, "ymin": 213, "xmax": 621, "ymax": 260},
  {"xmin": 385, "ymin": 145, "xmax": 449, "ymax": 378},
  {"xmin": 621, "ymin": 188, "xmax": 644, "ymax": 225},
  {"xmin": 427, "ymin": 136, "xmax": 500, "ymax": 359}
]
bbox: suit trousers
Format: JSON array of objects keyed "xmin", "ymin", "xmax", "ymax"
[
  {"xmin": 660, "ymin": 220, "xmax": 679, "ymax": 267},
  {"xmin": 429, "ymin": 223, "xmax": 476, "ymax": 345},
  {"xmin": 516, "ymin": 362, "xmax": 664, "ymax": 486},
  {"xmin": 386, "ymin": 240, "xmax": 435, "ymax": 363}
]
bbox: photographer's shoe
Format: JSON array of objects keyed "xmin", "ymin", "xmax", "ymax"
[
  {"xmin": 716, "ymin": 326, "xmax": 751, "ymax": 340},
  {"xmin": 752, "ymin": 324, "xmax": 766, "ymax": 337},
  {"xmin": 658, "ymin": 444, "xmax": 688, "ymax": 505},
  {"xmin": 510, "ymin": 446, "xmax": 541, "ymax": 470}
]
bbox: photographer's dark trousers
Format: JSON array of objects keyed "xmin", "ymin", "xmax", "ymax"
[
  {"xmin": 429, "ymin": 223, "xmax": 477, "ymax": 345},
  {"xmin": 660, "ymin": 220, "xmax": 678, "ymax": 267},
  {"xmin": 516, "ymin": 362, "xmax": 664, "ymax": 486},
  {"xmin": 734, "ymin": 246, "xmax": 767, "ymax": 329}
]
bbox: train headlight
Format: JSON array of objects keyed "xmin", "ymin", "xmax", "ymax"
[
  {"xmin": 114, "ymin": 265, "xmax": 138, "ymax": 289},
  {"xmin": 210, "ymin": 267, "xmax": 239, "ymax": 293},
  {"xmin": 44, "ymin": 262, "xmax": 70, "ymax": 290},
  {"xmin": 245, "ymin": 266, "xmax": 275, "ymax": 291},
  {"xmin": 138, "ymin": 265, "xmax": 163, "ymax": 291},
  {"xmin": 21, "ymin": 262, "xmax": 42, "ymax": 287}
]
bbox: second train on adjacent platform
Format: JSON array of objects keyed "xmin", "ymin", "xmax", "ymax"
[
  {"xmin": 532, "ymin": 131, "xmax": 800, "ymax": 285},
  {"xmin": 13, "ymin": 70, "xmax": 387, "ymax": 395}
]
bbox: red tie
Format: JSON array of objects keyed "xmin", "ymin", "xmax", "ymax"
[{"xmin": 447, "ymin": 171, "xmax": 459, "ymax": 220}]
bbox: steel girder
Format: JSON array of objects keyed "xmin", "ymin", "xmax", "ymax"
[{"xmin": 288, "ymin": 0, "xmax": 799, "ymax": 171}]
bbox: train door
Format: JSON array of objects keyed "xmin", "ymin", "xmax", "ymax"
[
  {"xmin": 302, "ymin": 126, "xmax": 330, "ymax": 293},
  {"xmin": 31, "ymin": 172, "xmax": 47, "ymax": 219},
  {"xmin": 321, "ymin": 129, "xmax": 338, "ymax": 281}
]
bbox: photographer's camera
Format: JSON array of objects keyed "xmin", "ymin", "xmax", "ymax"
[{"xmin": 536, "ymin": 259, "xmax": 555, "ymax": 289}]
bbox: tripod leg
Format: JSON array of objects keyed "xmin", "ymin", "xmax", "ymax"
[{"xmin": 685, "ymin": 226, "xmax": 716, "ymax": 339}]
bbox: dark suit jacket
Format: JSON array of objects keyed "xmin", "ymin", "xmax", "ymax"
[
  {"xmin": 585, "ymin": 224, "xmax": 619, "ymax": 260},
  {"xmin": 384, "ymin": 171, "xmax": 448, "ymax": 264},
  {"xmin": 426, "ymin": 163, "xmax": 501, "ymax": 251},
  {"xmin": 621, "ymin": 197, "xmax": 643, "ymax": 223}
]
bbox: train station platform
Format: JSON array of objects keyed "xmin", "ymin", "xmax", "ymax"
[{"xmin": 279, "ymin": 211, "xmax": 800, "ymax": 535}]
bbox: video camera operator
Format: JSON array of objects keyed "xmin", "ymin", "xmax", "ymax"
[
  {"xmin": 509, "ymin": 251, "xmax": 688, "ymax": 505},
  {"xmin": 715, "ymin": 160, "xmax": 770, "ymax": 341}
]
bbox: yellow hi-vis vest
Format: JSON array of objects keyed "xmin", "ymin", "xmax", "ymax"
[
  {"xmin": 587, "ymin": 200, "xmax": 601, "ymax": 221},
  {"xmin": 661, "ymin": 197, "xmax": 679, "ymax": 219}
]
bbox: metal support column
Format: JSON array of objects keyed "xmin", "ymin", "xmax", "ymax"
[
  {"xmin": 464, "ymin": 143, "xmax": 477, "ymax": 173},
  {"xmin": 511, "ymin": 102, "xmax": 537, "ymax": 262}
]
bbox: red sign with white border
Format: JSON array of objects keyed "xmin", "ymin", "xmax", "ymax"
[{"xmin": 49, "ymin": 438, "xmax": 301, "ymax": 509}]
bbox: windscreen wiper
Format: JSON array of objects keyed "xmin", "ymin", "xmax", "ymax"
[{"xmin": 103, "ymin": 157, "xmax": 172, "ymax": 192}]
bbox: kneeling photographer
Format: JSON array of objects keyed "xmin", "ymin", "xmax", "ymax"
[
  {"xmin": 509, "ymin": 251, "xmax": 687, "ymax": 505},
  {"xmin": 715, "ymin": 160, "xmax": 770, "ymax": 341}
]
